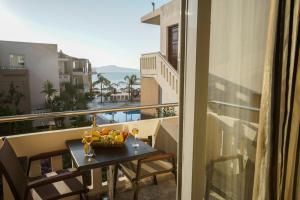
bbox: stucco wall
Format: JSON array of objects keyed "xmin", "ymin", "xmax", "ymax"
[
  {"xmin": 0, "ymin": 41, "xmax": 60, "ymax": 111},
  {"xmin": 140, "ymin": 77, "xmax": 160, "ymax": 118},
  {"xmin": 141, "ymin": 0, "xmax": 181, "ymax": 105}
]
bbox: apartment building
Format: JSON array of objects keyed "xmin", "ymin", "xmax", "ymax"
[
  {"xmin": 140, "ymin": 0, "xmax": 265, "ymax": 118},
  {"xmin": 0, "ymin": 41, "xmax": 60, "ymax": 113},
  {"xmin": 140, "ymin": 0, "xmax": 181, "ymax": 118},
  {"xmin": 58, "ymin": 51, "xmax": 92, "ymax": 94}
]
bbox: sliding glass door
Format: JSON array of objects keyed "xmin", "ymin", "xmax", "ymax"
[{"xmin": 204, "ymin": 1, "xmax": 270, "ymax": 199}]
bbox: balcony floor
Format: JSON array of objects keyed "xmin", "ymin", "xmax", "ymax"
[{"xmin": 115, "ymin": 173, "xmax": 176, "ymax": 200}]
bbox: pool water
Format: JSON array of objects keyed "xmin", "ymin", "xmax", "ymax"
[
  {"xmin": 100, "ymin": 110, "xmax": 141, "ymax": 123},
  {"xmin": 88, "ymin": 97, "xmax": 141, "ymax": 124}
]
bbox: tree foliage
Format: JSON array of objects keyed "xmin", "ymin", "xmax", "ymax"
[
  {"xmin": 124, "ymin": 74, "xmax": 139, "ymax": 102},
  {"xmin": 41, "ymin": 81, "xmax": 91, "ymax": 129},
  {"xmin": 0, "ymin": 82, "xmax": 31, "ymax": 135},
  {"xmin": 93, "ymin": 73, "xmax": 111, "ymax": 103}
]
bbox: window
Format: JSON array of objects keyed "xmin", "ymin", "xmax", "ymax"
[{"xmin": 9, "ymin": 54, "xmax": 25, "ymax": 67}]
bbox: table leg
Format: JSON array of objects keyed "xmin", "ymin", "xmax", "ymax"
[{"xmin": 107, "ymin": 165, "xmax": 116, "ymax": 200}]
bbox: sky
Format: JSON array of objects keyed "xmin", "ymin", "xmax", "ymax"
[{"xmin": 0, "ymin": 0, "xmax": 170, "ymax": 69}]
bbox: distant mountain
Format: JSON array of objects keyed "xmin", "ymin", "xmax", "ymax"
[{"xmin": 92, "ymin": 65, "xmax": 139, "ymax": 73}]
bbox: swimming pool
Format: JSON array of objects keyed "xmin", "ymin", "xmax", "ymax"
[
  {"xmin": 88, "ymin": 97, "xmax": 141, "ymax": 124},
  {"xmin": 100, "ymin": 110, "xmax": 141, "ymax": 123}
]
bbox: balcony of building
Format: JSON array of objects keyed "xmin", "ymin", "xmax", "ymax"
[
  {"xmin": 0, "ymin": 101, "xmax": 262, "ymax": 200},
  {"xmin": 72, "ymin": 69, "xmax": 88, "ymax": 76},
  {"xmin": 0, "ymin": 104, "xmax": 179, "ymax": 200},
  {"xmin": 59, "ymin": 74, "xmax": 71, "ymax": 83},
  {"xmin": 0, "ymin": 65, "xmax": 27, "ymax": 72}
]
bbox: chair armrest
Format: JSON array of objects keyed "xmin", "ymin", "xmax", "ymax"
[
  {"xmin": 209, "ymin": 154, "xmax": 243, "ymax": 171},
  {"xmin": 210, "ymin": 154, "xmax": 243, "ymax": 164},
  {"xmin": 140, "ymin": 153, "xmax": 175, "ymax": 163},
  {"xmin": 135, "ymin": 153, "xmax": 176, "ymax": 179},
  {"xmin": 27, "ymin": 170, "xmax": 84, "ymax": 189},
  {"xmin": 27, "ymin": 149, "xmax": 69, "ymax": 175},
  {"xmin": 29, "ymin": 149, "xmax": 69, "ymax": 162}
]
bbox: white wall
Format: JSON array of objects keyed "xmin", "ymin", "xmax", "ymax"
[
  {"xmin": 143, "ymin": 0, "xmax": 181, "ymax": 105},
  {"xmin": 0, "ymin": 41, "xmax": 60, "ymax": 111}
]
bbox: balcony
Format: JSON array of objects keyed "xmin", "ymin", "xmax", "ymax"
[
  {"xmin": 140, "ymin": 52, "xmax": 179, "ymax": 103},
  {"xmin": 0, "ymin": 104, "xmax": 178, "ymax": 200},
  {"xmin": 73, "ymin": 68, "xmax": 89, "ymax": 76},
  {"xmin": 0, "ymin": 96, "xmax": 263, "ymax": 200},
  {"xmin": 0, "ymin": 66, "xmax": 28, "ymax": 75},
  {"xmin": 59, "ymin": 74, "xmax": 71, "ymax": 83}
]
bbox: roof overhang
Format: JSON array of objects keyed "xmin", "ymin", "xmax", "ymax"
[{"xmin": 141, "ymin": 8, "xmax": 160, "ymax": 25}]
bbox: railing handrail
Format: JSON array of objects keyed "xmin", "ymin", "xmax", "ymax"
[
  {"xmin": 0, "ymin": 66, "xmax": 26, "ymax": 69},
  {"xmin": 141, "ymin": 52, "xmax": 179, "ymax": 77},
  {"xmin": 0, "ymin": 103, "xmax": 179, "ymax": 123},
  {"xmin": 208, "ymin": 100, "xmax": 260, "ymax": 112},
  {"xmin": 141, "ymin": 51, "xmax": 160, "ymax": 56},
  {"xmin": 157, "ymin": 52, "xmax": 179, "ymax": 76}
]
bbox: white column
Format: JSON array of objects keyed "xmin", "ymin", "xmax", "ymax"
[{"xmin": 180, "ymin": 0, "xmax": 211, "ymax": 199}]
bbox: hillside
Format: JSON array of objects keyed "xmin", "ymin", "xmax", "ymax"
[{"xmin": 92, "ymin": 65, "xmax": 139, "ymax": 73}]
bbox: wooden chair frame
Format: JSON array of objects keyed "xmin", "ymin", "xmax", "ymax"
[
  {"xmin": 114, "ymin": 137, "xmax": 177, "ymax": 200},
  {"xmin": 205, "ymin": 154, "xmax": 243, "ymax": 200},
  {"xmin": 0, "ymin": 139, "xmax": 89, "ymax": 200}
]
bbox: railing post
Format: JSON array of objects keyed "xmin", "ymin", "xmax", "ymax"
[{"xmin": 93, "ymin": 114, "xmax": 97, "ymax": 127}]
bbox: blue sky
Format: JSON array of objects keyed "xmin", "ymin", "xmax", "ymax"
[{"xmin": 0, "ymin": 0, "xmax": 170, "ymax": 69}]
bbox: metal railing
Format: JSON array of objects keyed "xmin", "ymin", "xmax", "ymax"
[
  {"xmin": 208, "ymin": 100, "xmax": 260, "ymax": 112},
  {"xmin": 0, "ymin": 100, "xmax": 258, "ymax": 124},
  {"xmin": 0, "ymin": 103, "xmax": 179, "ymax": 125}
]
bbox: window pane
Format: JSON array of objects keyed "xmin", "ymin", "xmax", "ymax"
[
  {"xmin": 9, "ymin": 54, "xmax": 25, "ymax": 67},
  {"xmin": 205, "ymin": 1, "xmax": 270, "ymax": 199}
]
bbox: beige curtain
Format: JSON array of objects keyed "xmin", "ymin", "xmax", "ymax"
[{"xmin": 253, "ymin": 0, "xmax": 300, "ymax": 199}]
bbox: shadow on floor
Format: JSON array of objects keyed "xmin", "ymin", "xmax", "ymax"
[{"xmin": 115, "ymin": 173, "xmax": 176, "ymax": 200}]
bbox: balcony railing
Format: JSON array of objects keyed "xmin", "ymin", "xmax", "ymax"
[
  {"xmin": 140, "ymin": 52, "xmax": 179, "ymax": 103},
  {"xmin": 208, "ymin": 100, "xmax": 260, "ymax": 112},
  {"xmin": 0, "ymin": 65, "xmax": 26, "ymax": 69},
  {"xmin": 0, "ymin": 103, "xmax": 178, "ymax": 124}
]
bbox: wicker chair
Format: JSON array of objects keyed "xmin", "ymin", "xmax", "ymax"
[{"xmin": 0, "ymin": 139, "xmax": 88, "ymax": 200}]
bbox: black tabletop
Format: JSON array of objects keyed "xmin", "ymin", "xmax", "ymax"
[{"xmin": 66, "ymin": 136, "xmax": 159, "ymax": 170}]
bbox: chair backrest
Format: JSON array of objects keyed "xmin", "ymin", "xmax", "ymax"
[{"xmin": 0, "ymin": 139, "xmax": 28, "ymax": 200}]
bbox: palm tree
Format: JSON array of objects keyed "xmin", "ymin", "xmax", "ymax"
[
  {"xmin": 124, "ymin": 74, "xmax": 139, "ymax": 102},
  {"xmin": 110, "ymin": 83, "xmax": 119, "ymax": 94},
  {"xmin": 41, "ymin": 80, "xmax": 57, "ymax": 108},
  {"xmin": 59, "ymin": 83, "xmax": 89, "ymax": 111},
  {"xmin": 51, "ymin": 83, "xmax": 90, "ymax": 128},
  {"xmin": 93, "ymin": 73, "xmax": 110, "ymax": 103}
]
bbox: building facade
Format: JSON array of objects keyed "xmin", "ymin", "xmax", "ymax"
[
  {"xmin": 140, "ymin": 0, "xmax": 181, "ymax": 117},
  {"xmin": 58, "ymin": 51, "xmax": 92, "ymax": 94},
  {"xmin": 0, "ymin": 41, "xmax": 60, "ymax": 113}
]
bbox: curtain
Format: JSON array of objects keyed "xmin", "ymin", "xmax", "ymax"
[{"xmin": 253, "ymin": 0, "xmax": 300, "ymax": 199}]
